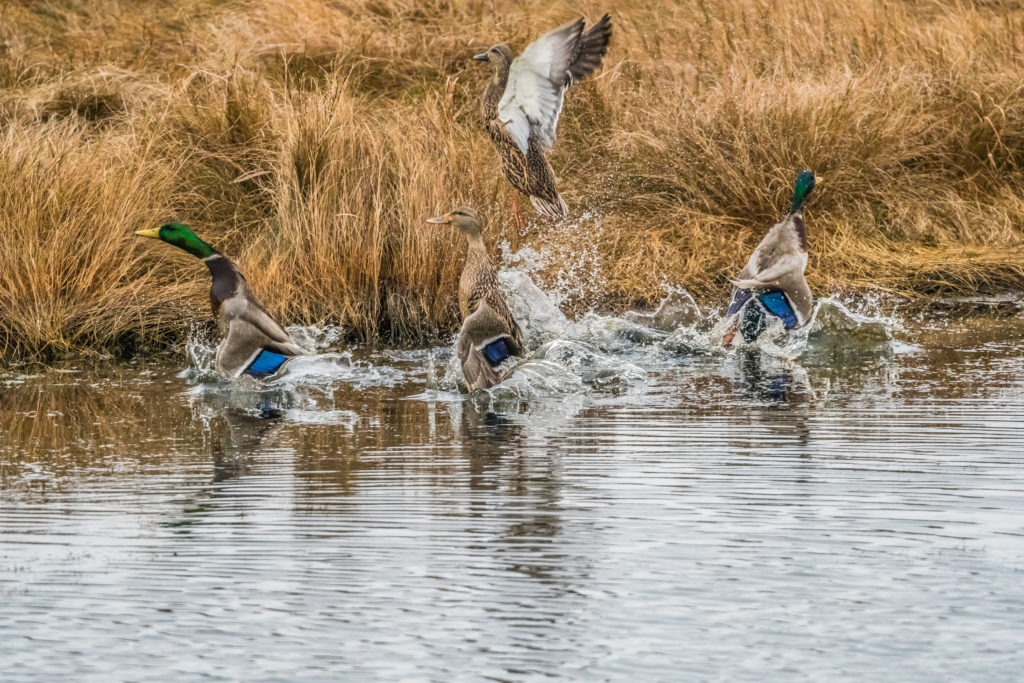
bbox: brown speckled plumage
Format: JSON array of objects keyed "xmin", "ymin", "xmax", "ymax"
[
  {"xmin": 481, "ymin": 71, "xmax": 564, "ymax": 215},
  {"xmin": 476, "ymin": 14, "xmax": 612, "ymax": 221},
  {"xmin": 459, "ymin": 235, "xmax": 524, "ymax": 350},
  {"xmin": 428, "ymin": 208, "xmax": 524, "ymax": 391}
]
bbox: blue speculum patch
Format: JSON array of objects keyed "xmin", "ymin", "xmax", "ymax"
[
  {"xmin": 757, "ymin": 291, "xmax": 799, "ymax": 330},
  {"xmin": 733, "ymin": 289, "xmax": 800, "ymax": 342},
  {"xmin": 244, "ymin": 349, "xmax": 288, "ymax": 379},
  {"xmin": 482, "ymin": 338, "xmax": 511, "ymax": 367}
]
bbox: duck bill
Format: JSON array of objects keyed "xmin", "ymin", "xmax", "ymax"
[
  {"xmin": 135, "ymin": 228, "xmax": 161, "ymax": 238},
  {"xmin": 472, "ymin": 53, "xmax": 489, "ymax": 62},
  {"xmin": 425, "ymin": 215, "xmax": 450, "ymax": 224}
]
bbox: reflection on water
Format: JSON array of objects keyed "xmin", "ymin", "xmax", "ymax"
[{"xmin": 2, "ymin": 309, "xmax": 1024, "ymax": 679}]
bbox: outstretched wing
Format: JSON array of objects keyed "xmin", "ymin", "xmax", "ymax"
[
  {"xmin": 497, "ymin": 14, "xmax": 611, "ymax": 155},
  {"xmin": 567, "ymin": 12, "xmax": 613, "ymax": 83}
]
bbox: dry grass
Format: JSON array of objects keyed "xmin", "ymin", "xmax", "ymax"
[{"xmin": 1, "ymin": 0, "xmax": 1023, "ymax": 359}]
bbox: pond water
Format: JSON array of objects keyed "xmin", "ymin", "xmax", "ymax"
[{"xmin": 2, "ymin": 287, "xmax": 1023, "ymax": 680}]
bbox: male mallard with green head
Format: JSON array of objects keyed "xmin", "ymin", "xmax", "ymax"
[
  {"xmin": 136, "ymin": 223, "xmax": 306, "ymax": 379},
  {"xmin": 426, "ymin": 208, "xmax": 525, "ymax": 391},
  {"xmin": 724, "ymin": 171, "xmax": 820, "ymax": 345},
  {"xmin": 474, "ymin": 13, "xmax": 612, "ymax": 230}
]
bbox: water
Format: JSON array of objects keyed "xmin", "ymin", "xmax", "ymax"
[{"xmin": 2, "ymin": 285, "xmax": 1024, "ymax": 680}]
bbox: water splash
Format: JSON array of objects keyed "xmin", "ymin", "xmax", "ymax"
[
  {"xmin": 183, "ymin": 337, "xmax": 394, "ymax": 431},
  {"xmin": 181, "ymin": 322, "xmax": 220, "ymax": 383},
  {"xmin": 268, "ymin": 351, "xmax": 407, "ymax": 389},
  {"xmin": 181, "ymin": 323, "xmax": 362, "ymax": 381},
  {"xmin": 533, "ymin": 338, "xmax": 647, "ymax": 392},
  {"xmin": 625, "ymin": 286, "xmax": 704, "ymax": 331},
  {"xmin": 660, "ymin": 294, "xmax": 898, "ymax": 360},
  {"xmin": 808, "ymin": 296, "xmax": 895, "ymax": 342},
  {"xmin": 419, "ymin": 245, "xmax": 650, "ymax": 401},
  {"xmin": 499, "ymin": 268, "xmax": 571, "ymax": 345},
  {"xmin": 498, "ymin": 210, "xmax": 609, "ymax": 312},
  {"xmin": 178, "ymin": 245, "xmax": 900, "ymax": 411},
  {"xmin": 286, "ymin": 323, "xmax": 344, "ymax": 352}
]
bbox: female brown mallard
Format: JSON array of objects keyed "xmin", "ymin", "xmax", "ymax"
[
  {"xmin": 724, "ymin": 171, "xmax": 820, "ymax": 345},
  {"xmin": 135, "ymin": 223, "xmax": 306, "ymax": 379},
  {"xmin": 474, "ymin": 13, "xmax": 612, "ymax": 229},
  {"xmin": 426, "ymin": 208, "xmax": 525, "ymax": 391}
]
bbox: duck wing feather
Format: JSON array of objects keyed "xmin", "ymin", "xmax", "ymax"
[
  {"xmin": 731, "ymin": 215, "xmax": 808, "ymax": 290},
  {"xmin": 216, "ymin": 297, "xmax": 306, "ymax": 377},
  {"xmin": 497, "ymin": 14, "xmax": 611, "ymax": 155},
  {"xmin": 457, "ymin": 301, "xmax": 523, "ymax": 391}
]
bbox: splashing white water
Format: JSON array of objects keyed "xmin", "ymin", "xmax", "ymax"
[
  {"xmin": 180, "ymin": 323, "xmax": 403, "ymax": 389},
  {"xmin": 658, "ymin": 292, "xmax": 898, "ymax": 361},
  {"xmin": 178, "ymin": 239, "xmax": 900, "ymax": 409},
  {"xmin": 419, "ymin": 244, "xmax": 649, "ymax": 400},
  {"xmin": 498, "ymin": 210, "xmax": 609, "ymax": 311}
]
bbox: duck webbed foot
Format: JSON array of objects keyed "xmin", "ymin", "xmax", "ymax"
[{"xmin": 511, "ymin": 189, "xmax": 524, "ymax": 233}]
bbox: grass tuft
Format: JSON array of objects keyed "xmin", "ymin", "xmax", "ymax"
[{"xmin": 1, "ymin": 0, "xmax": 1023, "ymax": 360}]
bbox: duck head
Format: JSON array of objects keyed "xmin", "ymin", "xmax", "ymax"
[
  {"xmin": 426, "ymin": 207, "xmax": 483, "ymax": 238},
  {"xmin": 790, "ymin": 170, "xmax": 821, "ymax": 215},
  {"xmin": 136, "ymin": 222, "xmax": 218, "ymax": 259},
  {"xmin": 473, "ymin": 45, "xmax": 514, "ymax": 72}
]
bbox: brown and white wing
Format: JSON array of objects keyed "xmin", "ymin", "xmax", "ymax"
[
  {"xmin": 214, "ymin": 318, "xmax": 259, "ymax": 378},
  {"xmin": 457, "ymin": 306, "xmax": 504, "ymax": 392},
  {"xmin": 496, "ymin": 14, "xmax": 611, "ymax": 155},
  {"xmin": 497, "ymin": 19, "xmax": 585, "ymax": 154},
  {"xmin": 457, "ymin": 329, "xmax": 502, "ymax": 393},
  {"xmin": 484, "ymin": 290, "xmax": 525, "ymax": 355}
]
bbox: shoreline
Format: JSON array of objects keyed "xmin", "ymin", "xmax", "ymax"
[
  {"xmin": 3, "ymin": 1, "xmax": 1024, "ymax": 361},
  {"xmin": 3, "ymin": 289, "xmax": 1021, "ymax": 366}
]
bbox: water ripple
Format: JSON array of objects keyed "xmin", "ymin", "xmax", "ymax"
[{"xmin": 2, "ymin": 316, "xmax": 1024, "ymax": 679}]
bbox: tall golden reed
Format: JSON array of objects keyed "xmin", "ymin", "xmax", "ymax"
[{"xmin": 1, "ymin": 0, "xmax": 1022, "ymax": 359}]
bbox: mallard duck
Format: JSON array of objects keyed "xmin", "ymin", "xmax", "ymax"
[
  {"xmin": 724, "ymin": 171, "xmax": 819, "ymax": 345},
  {"xmin": 475, "ymin": 13, "xmax": 612, "ymax": 230},
  {"xmin": 135, "ymin": 223, "xmax": 306, "ymax": 379},
  {"xmin": 426, "ymin": 208, "xmax": 525, "ymax": 391}
]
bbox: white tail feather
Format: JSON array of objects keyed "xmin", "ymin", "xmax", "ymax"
[{"xmin": 529, "ymin": 193, "xmax": 569, "ymax": 219}]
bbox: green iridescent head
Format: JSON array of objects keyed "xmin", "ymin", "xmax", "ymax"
[
  {"xmin": 135, "ymin": 223, "xmax": 218, "ymax": 259},
  {"xmin": 790, "ymin": 170, "xmax": 819, "ymax": 214}
]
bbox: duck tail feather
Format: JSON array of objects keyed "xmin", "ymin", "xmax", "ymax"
[
  {"xmin": 529, "ymin": 193, "xmax": 569, "ymax": 220},
  {"xmin": 461, "ymin": 347, "xmax": 504, "ymax": 393}
]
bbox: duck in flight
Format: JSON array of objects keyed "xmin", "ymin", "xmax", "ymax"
[
  {"xmin": 135, "ymin": 223, "xmax": 306, "ymax": 379},
  {"xmin": 723, "ymin": 171, "xmax": 820, "ymax": 345},
  {"xmin": 426, "ymin": 208, "xmax": 525, "ymax": 392},
  {"xmin": 475, "ymin": 13, "xmax": 612, "ymax": 230}
]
